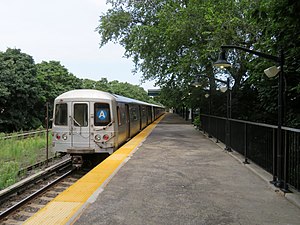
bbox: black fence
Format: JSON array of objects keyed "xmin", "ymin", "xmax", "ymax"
[{"xmin": 200, "ymin": 114, "xmax": 300, "ymax": 192}]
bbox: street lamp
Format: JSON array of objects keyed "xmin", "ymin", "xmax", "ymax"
[
  {"xmin": 219, "ymin": 77, "xmax": 232, "ymax": 152},
  {"xmin": 192, "ymin": 74, "xmax": 232, "ymax": 150},
  {"xmin": 214, "ymin": 50, "xmax": 231, "ymax": 68},
  {"xmin": 214, "ymin": 45, "xmax": 285, "ymax": 190},
  {"xmin": 204, "ymin": 92, "xmax": 212, "ymax": 138}
]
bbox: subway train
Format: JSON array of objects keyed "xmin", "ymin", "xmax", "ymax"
[{"xmin": 52, "ymin": 89, "xmax": 164, "ymax": 167}]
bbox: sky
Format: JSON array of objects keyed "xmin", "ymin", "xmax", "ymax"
[{"xmin": 0, "ymin": 0, "xmax": 156, "ymax": 90}]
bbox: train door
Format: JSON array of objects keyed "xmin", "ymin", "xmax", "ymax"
[
  {"xmin": 147, "ymin": 106, "xmax": 152, "ymax": 124},
  {"xmin": 70, "ymin": 102, "xmax": 91, "ymax": 148},
  {"xmin": 139, "ymin": 105, "xmax": 142, "ymax": 130},
  {"xmin": 125, "ymin": 104, "xmax": 130, "ymax": 140}
]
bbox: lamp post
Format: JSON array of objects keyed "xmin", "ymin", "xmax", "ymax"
[
  {"xmin": 219, "ymin": 77, "xmax": 232, "ymax": 151},
  {"xmin": 204, "ymin": 92, "xmax": 212, "ymax": 138},
  {"xmin": 214, "ymin": 45, "xmax": 285, "ymax": 190},
  {"xmin": 192, "ymin": 74, "xmax": 232, "ymax": 150}
]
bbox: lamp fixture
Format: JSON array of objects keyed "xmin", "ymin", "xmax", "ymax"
[
  {"xmin": 264, "ymin": 66, "xmax": 280, "ymax": 78},
  {"xmin": 219, "ymin": 86, "xmax": 228, "ymax": 93},
  {"xmin": 213, "ymin": 50, "xmax": 231, "ymax": 68},
  {"xmin": 191, "ymin": 76, "xmax": 201, "ymax": 87}
]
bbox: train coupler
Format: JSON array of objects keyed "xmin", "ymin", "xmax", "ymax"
[{"xmin": 71, "ymin": 155, "xmax": 83, "ymax": 168}]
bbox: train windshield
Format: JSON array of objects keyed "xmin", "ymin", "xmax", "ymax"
[
  {"xmin": 54, "ymin": 103, "xmax": 68, "ymax": 126},
  {"xmin": 74, "ymin": 103, "xmax": 88, "ymax": 127},
  {"xmin": 94, "ymin": 103, "xmax": 111, "ymax": 126}
]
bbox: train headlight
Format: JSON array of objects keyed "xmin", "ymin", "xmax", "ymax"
[
  {"xmin": 62, "ymin": 133, "xmax": 68, "ymax": 140},
  {"xmin": 103, "ymin": 134, "xmax": 110, "ymax": 141},
  {"xmin": 95, "ymin": 134, "xmax": 101, "ymax": 141}
]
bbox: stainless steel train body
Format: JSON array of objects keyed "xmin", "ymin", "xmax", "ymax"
[{"xmin": 52, "ymin": 89, "xmax": 164, "ymax": 165}]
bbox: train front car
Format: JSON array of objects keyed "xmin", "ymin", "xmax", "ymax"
[{"xmin": 52, "ymin": 90, "xmax": 117, "ymax": 167}]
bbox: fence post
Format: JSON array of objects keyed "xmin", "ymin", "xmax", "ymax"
[
  {"xmin": 215, "ymin": 117, "xmax": 219, "ymax": 143},
  {"xmin": 45, "ymin": 102, "xmax": 49, "ymax": 167},
  {"xmin": 243, "ymin": 123, "xmax": 249, "ymax": 164},
  {"xmin": 271, "ymin": 128, "xmax": 277, "ymax": 184},
  {"xmin": 283, "ymin": 130, "xmax": 289, "ymax": 192}
]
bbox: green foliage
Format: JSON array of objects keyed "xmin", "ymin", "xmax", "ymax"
[
  {"xmin": 83, "ymin": 77, "xmax": 154, "ymax": 103},
  {"xmin": 2, "ymin": 0, "xmax": 299, "ymax": 130},
  {"xmin": 0, "ymin": 50, "xmax": 86, "ymax": 133},
  {"xmin": 0, "ymin": 133, "xmax": 53, "ymax": 189},
  {"xmin": 0, "ymin": 48, "xmax": 42, "ymax": 132},
  {"xmin": 95, "ymin": 78, "xmax": 112, "ymax": 92},
  {"xmin": 193, "ymin": 115, "xmax": 201, "ymax": 128},
  {"xmin": 109, "ymin": 80, "xmax": 151, "ymax": 102},
  {"xmin": 0, "ymin": 47, "xmax": 156, "ymax": 133},
  {"xmin": 98, "ymin": 0, "xmax": 300, "ymax": 127},
  {"xmin": 36, "ymin": 61, "xmax": 83, "ymax": 103},
  {"xmin": 35, "ymin": 61, "xmax": 83, "ymax": 125},
  {"xmin": 0, "ymin": 161, "xmax": 19, "ymax": 189}
]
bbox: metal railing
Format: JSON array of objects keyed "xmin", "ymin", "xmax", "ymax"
[
  {"xmin": 200, "ymin": 114, "xmax": 300, "ymax": 192},
  {"xmin": 0, "ymin": 130, "xmax": 49, "ymax": 140}
]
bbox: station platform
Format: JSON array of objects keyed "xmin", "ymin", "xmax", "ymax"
[{"xmin": 25, "ymin": 113, "xmax": 300, "ymax": 225}]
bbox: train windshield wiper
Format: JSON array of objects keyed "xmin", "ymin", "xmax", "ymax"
[
  {"xmin": 95, "ymin": 121, "xmax": 113, "ymax": 131},
  {"xmin": 69, "ymin": 116, "xmax": 81, "ymax": 127}
]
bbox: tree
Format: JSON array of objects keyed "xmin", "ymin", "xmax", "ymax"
[
  {"xmin": 95, "ymin": 78, "xmax": 111, "ymax": 92},
  {"xmin": 109, "ymin": 80, "xmax": 151, "ymax": 102},
  {"xmin": 36, "ymin": 61, "xmax": 83, "ymax": 103},
  {"xmin": 98, "ymin": 0, "xmax": 300, "ymax": 127},
  {"xmin": 84, "ymin": 77, "xmax": 156, "ymax": 103},
  {"xmin": 82, "ymin": 79, "xmax": 97, "ymax": 89},
  {"xmin": 36, "ymin": 61, "xmax": 83, "ymax": 125},
  {"xmin": 248, "ymin": 0, "xmax": 300, "ymax": 127},
  {"xmin": 0, "ymin": 48, "xmax": 42, "ymax": 132}
]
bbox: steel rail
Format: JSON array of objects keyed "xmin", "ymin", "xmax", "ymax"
[
  {"xmin": 17, "ymin": 155, "xmax": 66, "ymax": 176},
  {"xmin": 0, "ymin": 158, "xmax": 72, "ymax": 204},
  {"xmin": 0, "ymin": 168, "xmax": 74, "ymax": 220}
]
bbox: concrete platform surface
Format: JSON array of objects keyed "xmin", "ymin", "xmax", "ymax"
[{"xmin": 74, "ymin": 113, "xmax": 300, "ymax": 225}]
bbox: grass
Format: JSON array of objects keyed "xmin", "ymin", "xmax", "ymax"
[{"xmin": 0, "ymin": 132, "xmax": 54, "ymax": 190}]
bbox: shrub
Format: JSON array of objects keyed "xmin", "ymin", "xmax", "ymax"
[
  {"xmin": 193, "ymin": 115, "xmax": 201, "ymax": 129},
  {"xmin": 0, "ymin": 161, "xmax": 19, "ymax": 189}
]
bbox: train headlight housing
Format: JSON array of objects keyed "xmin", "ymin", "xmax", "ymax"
[
  {"xmin": 56, "ymin": 133, "xmax": 61, "ymax": 140},
  {"xmin": 62, "ymin": 133, "xmax": 68, "ymax": 140},
  {"xmin": 103, "ymin": 134, "xmax": 110, "ymax": 141},
  {"xmin": 95, "ymin": 134, "xmax": 101, "ymax": 141}
]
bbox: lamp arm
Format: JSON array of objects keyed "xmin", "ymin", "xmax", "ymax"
[
  {"xmin": 198, "ymin": 74, "xmax": 227, "ymax": 85},
  {"xmin": 214, "ymin": 77, "xmax": 227, "ymax": 84},
  {"xmin": 221, "ymin": 45, "xmax": 281, "ymax": 63}
]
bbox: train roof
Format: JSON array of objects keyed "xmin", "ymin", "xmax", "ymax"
[
  {"xmin": 55, "ymin": 89, "xmax": 164, "ymax": 108},
  {"xmin": 55, "ymin": 89, "xmax": 115, "ymax": 101},
  {"xmin": 113, "ymin": 94, "xmax": 151, "ymax": 106},
  {"xmin": 113, "ymin": 94, "xmax": 163, "ymax": 108}
]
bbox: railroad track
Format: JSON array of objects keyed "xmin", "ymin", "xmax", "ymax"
[
  {"xmin": 17, "ymin": 154, "xmax": 67, "ymax": 177},
  {"xmin": 0, "ymin": 158, "xmax": 89, "ymax": 225}
]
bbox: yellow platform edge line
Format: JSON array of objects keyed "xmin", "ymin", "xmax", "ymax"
[{"xmin": 23, "ymin": 114, "xmax": 165, "ymax": 225}]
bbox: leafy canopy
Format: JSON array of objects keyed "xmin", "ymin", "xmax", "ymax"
[{"xmin": 98, "ymin": 0, "xmax": 300, "ymax": 127}]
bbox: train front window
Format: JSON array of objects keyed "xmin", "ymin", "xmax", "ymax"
[
  {"xmin": 74, "ymin": 103, "xmax": 88, "ymax": 127},
  {"xmin": 54, "ymin": 103, "xmax": 68, "ymax": 126},
  {"xmin": 94, "ymin": 103, "xmax": 111, "ymax": 126}
]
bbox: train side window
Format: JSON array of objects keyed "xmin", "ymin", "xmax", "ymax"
[
  {"xmin": 131, "ymin": 107, "xmax": 138, "ymax": 121},
  {"xmin": 142, "ymin": 107, "xmax": 146, "ymax": 117},
  {"xmin": 74, "ymin": 104, "xmax": 88, "ymax": 127},
  {"xmin": 94, "ymin": 103, "xmax": 111, "ymax": 126},
  {"xmin": 117, "ymin": 106, "xmax": 122, "ymax": 126},
  {"xmin": 121, "ymin": 106, "xmax": 126, "ymax": 124},
  {"xmin": 54, "ymin": 103, "xmax": 68, "ymax": 126}
]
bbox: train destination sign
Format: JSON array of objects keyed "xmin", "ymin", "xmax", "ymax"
[{"xmin": 97, "ymin": 110, "xmax": 107, "ymax": 121}]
